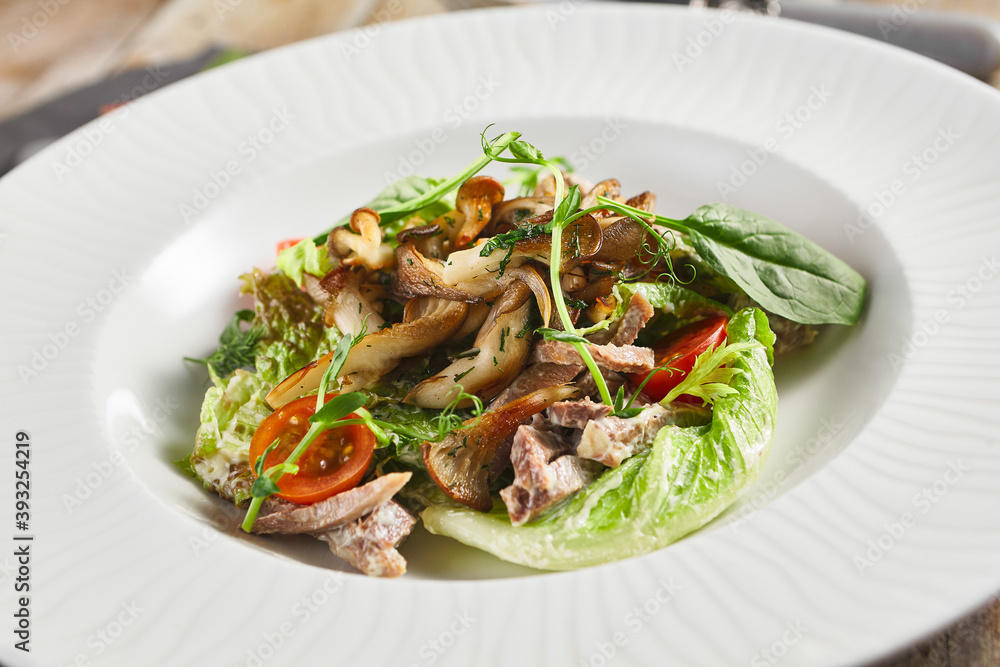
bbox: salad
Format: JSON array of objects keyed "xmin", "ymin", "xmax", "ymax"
[{"xmin": 182, "ymin": 130, "xmax": 866, "ymax": 577}]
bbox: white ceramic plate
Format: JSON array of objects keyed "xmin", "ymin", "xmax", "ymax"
[{"xmin": 2, "ymin": 4, "xmax": 999, "ymax": 666}]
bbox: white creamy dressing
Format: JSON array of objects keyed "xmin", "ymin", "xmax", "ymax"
[
  {"xmin": 193, "ymin": 446, "xmax": 249, "ymax": 486},
  {"xmin": 571, "ymin": 468, "xmax": 624, "ymax": 530}
]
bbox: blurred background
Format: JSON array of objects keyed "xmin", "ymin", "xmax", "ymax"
[{"xmin": 0, "ymin": 0, "xmax": 997, "ymax": 663}]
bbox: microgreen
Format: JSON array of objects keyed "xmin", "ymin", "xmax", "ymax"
[
  {"xmin": 313, "ymin": 130, "xmax": 521, "ymax": 244},
  {"xmin": 506, "ymin": 157, "xmax": 573, "ymax": 196}
]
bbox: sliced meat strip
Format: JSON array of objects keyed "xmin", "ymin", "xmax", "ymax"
[
  {"xmin": 532, "ymin": 340, "xmax": 654, "ymax": 374},
  {"xmin": 500, "ymin": 425, "xmax": 603, "ymax": 526},
  {"xmin": 317, "ymin": 500, "xmax": 417, "ymax": 578},
  {"xmin": 489, "ymin": 362, "xmax": 582, "ymax": 407},
  {"xmin": 587, "ymin": 292, "xmax": 655, "ymax": 346},
  {"xmin": 573, "ymin": 402, "xmax": 713, "ymax": 467},
  {"xmin": 547, "ymin": 398, "xmax": 612, "ymax": 428},
  {"xmin": 610, "ymin": 293, "xmax": 655, "ymax": 346},
  {"xmin": 572, "ymin": 368, "xmax": 627, "ymax": 404},
  {"xmin": 251, "ymin": 472, "xmax": 412, "ymax": 534},
  {"xmin": 574, "ymin": 404, "xmax": 677, "ymax": 467}
]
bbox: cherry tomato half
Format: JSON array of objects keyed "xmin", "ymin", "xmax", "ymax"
[
  {"xmin": 629, "ymin": 315, "xmax": 729, "ymax": 403},
  {"xmin": 249, "ymin": 394, "xmax": 374, "ymax": 504}
]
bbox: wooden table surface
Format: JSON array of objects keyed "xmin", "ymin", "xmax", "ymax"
[{"xmin": 1, "ymin": 0, "xmax": 997, "ymax": 664}]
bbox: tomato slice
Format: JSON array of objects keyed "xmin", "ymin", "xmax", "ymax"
[
  {"xmin": 249, "ymin": 394, "xmax": 374, "ymax": 504},
  {"xmin": 629, "ymin": 315, "xmax": 729, "ymax": 403},
  {"xmin": 276, "ymin": 238, "xmax": 304, "ymax": 254}
]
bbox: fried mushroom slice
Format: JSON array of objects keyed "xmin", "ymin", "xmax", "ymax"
[
  {"xmin": 421, "ymin": 385, "xmax": 577, "ymax": 511},
  {"xmin": 404, "ymin": 281, "xmax": 533, "ymax": 409},
  {"xmin": 440, "ymin": 215, "xmax": 602, "ymax": 286},
  {"xmin": 320, "ymin": 267, "xmax": 385, "ymax": 336},
  {"xmin": 392, "ymin": 243, "xmax": 483, "ymax": 303},
  {"xmin": 266, "ymin": 297, "xmax": 468, "ymax": 408}
]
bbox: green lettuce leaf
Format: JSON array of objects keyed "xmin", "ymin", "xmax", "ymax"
[
  {"xmin": 275, "ymin": 238, "xmax": 334, "ymax": 288},
  {"xmin": 421, "ymin": 307, "xmax": 777, "ymax": 570}
]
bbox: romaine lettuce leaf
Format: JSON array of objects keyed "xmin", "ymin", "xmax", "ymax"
[{"xmin": 420, "ymin": 307, "xmax": 777, "ymax": 570}]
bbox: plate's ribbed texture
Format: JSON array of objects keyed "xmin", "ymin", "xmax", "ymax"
[{"xmin": 1, "ymin": 5, "xmax": 998, "ymax": 666}]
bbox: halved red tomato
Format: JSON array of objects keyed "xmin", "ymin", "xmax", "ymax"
[
  {"xmin": 629, "ymin": 315, "xmax": 729, "ymax": 403},
  {"xmin": 249, "ymin": 394, "xmax": 374, "ymax": 504}
]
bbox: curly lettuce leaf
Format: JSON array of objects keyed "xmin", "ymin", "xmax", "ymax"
[{"xmin": 421, "ymin": 307, "xmax": 777, "ymax": 570}]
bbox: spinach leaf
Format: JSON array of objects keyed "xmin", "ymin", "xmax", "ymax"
[{"xmin": 680, "ymin": 204, "xmax": 866, "ymax": 325}]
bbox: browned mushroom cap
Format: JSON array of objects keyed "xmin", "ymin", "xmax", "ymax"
[
  {"xmin": 266, "ymin": 297, "xmax": 468, "ymax": 408},
  {"xmin": 581, "ymin": 179, "xmax": 622, "ymax": 218},
  {"xmin": 451, "ymin": 176, "xmax": 505, "ymax": 250},
  {"xmin": 329, "ymin": 207, "xmax": 395, "ymax": 270},
  {"xmin": 404, "ymin": 281, "xmax": 534, "ymax": 409},
  {"xmin": 568, "ymin": 273, "xmax": 616, "ymax": 305},
  {"xmin": 625, "ymin": 191, "xmax": 656, "ymax": 213},
  {"xmin": 589, "ymin": 217, "xmax": 646, "ymax": 265},
  {"xmin": 320, "ymin": 267, "xmax": 385, "ymax": 335},
  {"xmin": 490, "ymin": 197, "xmax": 553, "ymax": 234},
  {"xmin": 392, "ymin": 243, "xmax": 482, "ymax": 303},
  {"xmin": 441, "ymin": 214, "xmax": 603, "ymax": 286},
  {"xmin": 421, "ymin": 385, "xmax": 578, "ymax": 511}
]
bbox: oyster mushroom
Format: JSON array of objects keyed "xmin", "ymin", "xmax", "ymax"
[
  {"xmin": 490, "ymin": 197, "xmax": 553, "ymax": 234},
  {"xmin": 581, "ymin": 179, "xmax": 622, "ymax": 218},
  {"xmin": 266, "ymin": 297, "xmax": 468, "ymax": 409},
  {"xmin": 392, "ymin": 243, "xmax": 482, "ymax": 303},
  {"xmin": 320, "ymin": 267, "xmax": 385, "ymax": 336},
  {"xmin": 451, "ymin": 176, "xmax": 505, "ymax": 250},
  {"xmin": 329, "ymin": 207, "xmax": 395, "ymax": 270},
  {"xmin": 404, "ymin": 281, "xmax": 534, "ymax": 409},
  {"xmin": 440, "ymin": 215, "xmax": 602, "ymax": 286},
  {"xmin": 421, "ymin": 385, "xmax": 578, "ymax": 511}
]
